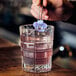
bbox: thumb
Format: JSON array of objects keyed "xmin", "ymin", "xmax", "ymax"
[{"xmin": 32, "ymin": 0, "xmax": 41, "ymax": 5}]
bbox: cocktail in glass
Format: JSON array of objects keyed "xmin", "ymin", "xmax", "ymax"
[{"xmin": 20, "ymin": 23, "xmax": 54, "ymax": 73}]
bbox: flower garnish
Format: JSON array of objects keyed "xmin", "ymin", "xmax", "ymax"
[{"xmin": 33, "ymin": 20, "xmax": 47, "ymax": 32}]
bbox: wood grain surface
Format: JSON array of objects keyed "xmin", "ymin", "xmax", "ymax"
[
  {"xmin": 0, "ymin": 38, "xmax": 16, "ymax": 48},
  {"xmin": 0, "ymin": 38, "xmax": 76, "ymax": 76}
]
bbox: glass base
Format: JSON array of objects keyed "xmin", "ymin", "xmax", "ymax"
[{"xmin": 22, "ymin": 63, "xmax": 52, "ymax": 73}]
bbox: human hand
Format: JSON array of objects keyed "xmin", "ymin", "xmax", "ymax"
[{"xmin": 31, "ymin": 0, "xmax": 73, "ymax": 21}]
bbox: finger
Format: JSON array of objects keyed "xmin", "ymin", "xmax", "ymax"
[
  {"xmin": 55, "ymin": 7, "xmax": 63, "ymax": 16},
  {"xmin": 48, "ymin": 12, "xmax": 56, "ymax": 21},
  {"xmin": 31, "ymin": 9, "xmax": 39, "ymax": 19},
  {"xmin": 32, "ymin": 0, "xmax": 41, "ymax": 5},
  {"xmin": 31, "ymin": 9, "xmax": 49, "ymax": 20},
  {"xmin": 31, "ymin": 4, "xmax": 49, "ymax": 20},
  {"xmin": 31, "ymin": 4, "xmax": 48, "ymax": 15},
  {"xmin": 43, "ymin": 0, "xmax": 47, "ymax": 7},
  {"xmin": 31, "ymin": 4, "xmax": 42, "ymax": 13},
  {"xmin": 31, "ymin": 4, "xmax": 39, "ymax": 19}
]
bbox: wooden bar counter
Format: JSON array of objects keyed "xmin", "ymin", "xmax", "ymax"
[{"xmin": 0, "ymin": 38, "xmax": 76, "ymax": 76}]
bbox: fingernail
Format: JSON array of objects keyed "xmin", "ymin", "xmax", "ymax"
[
  {"xmin": 36, "ymin": 0, "xmax": 40, "ymax": 5},
  {"xmin": 45, "ymin": 16, "xmax": 48, "ymax": 19}
]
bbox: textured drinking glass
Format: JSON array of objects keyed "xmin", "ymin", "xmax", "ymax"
[{"xmin": 20, "ymin": 24, "xmax": 54, "ymax": 73}]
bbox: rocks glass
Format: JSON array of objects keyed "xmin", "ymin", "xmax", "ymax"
[{"xmin": 19, "ymin": 23, "xmax": 54, "ymax": 73}]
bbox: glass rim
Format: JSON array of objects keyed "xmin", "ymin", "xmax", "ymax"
[{"xmin": 20, "ymin": 24, "xmax": 54, "ymax": 29}]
